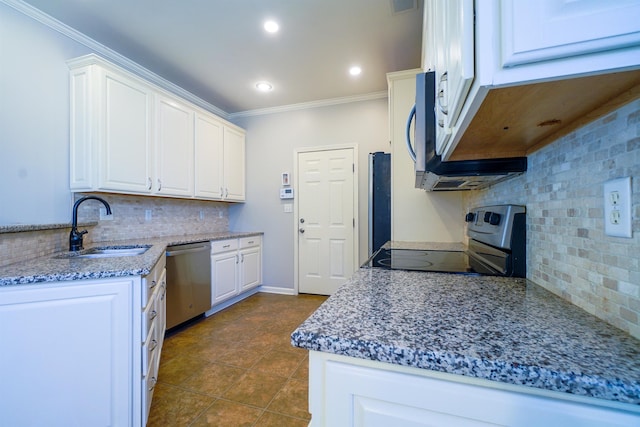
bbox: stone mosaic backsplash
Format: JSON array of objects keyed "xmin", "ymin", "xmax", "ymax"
[
  {"xmin": 0, "ymin": 193, "xmax": 229, "ymax": 268},
  {"xmin": 466, "ymin": 98, "xmax": 640, "ymax": 339}
]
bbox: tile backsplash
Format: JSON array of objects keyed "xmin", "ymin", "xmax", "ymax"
[
  {"xmin": 75, "ymin": 193, "xmax": 229, "ymax": 243},
  {"xmin": 466, "ymin": 98, "xmax": 640, "ymax": 339},
  {"xmin": 0, "ymin": 194, "xmax": 229, "ymax": 267}
]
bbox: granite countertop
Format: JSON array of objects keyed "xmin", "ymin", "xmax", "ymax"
[
  {"xmin": 0, "ymin": 231, "xmax": 262, "ymax": 286},
  {"xmin": 291, "ymin": 267, "xmax": 640, "ymax": 406}
]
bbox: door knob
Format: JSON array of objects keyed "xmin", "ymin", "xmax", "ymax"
[{"xmin": 299, "ymin": 228, "xmax": 305, "ymax": 234}]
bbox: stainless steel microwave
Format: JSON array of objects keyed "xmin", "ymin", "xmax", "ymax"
[{"xmin": 406, "ymin": 71, "xmax": 527, "ymax": 191}]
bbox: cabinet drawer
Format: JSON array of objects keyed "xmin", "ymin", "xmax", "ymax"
[
  {"xmin": 142, "ymin": 322, "xmax": 159, "ymax": 375},
  {"xmin": 211, "ymin": 239, "xmax": 238, "ymax": 253},
  {"xmin": 142, "ymin": 349, "xmax": 160, "ymax": 426},
  {"xmin": 142, "ymin": 290, "xmax": 158, "ymax": 340},
  {"xmin": 239, "ymin": 236, "xmax": 260, "ymax": 249},
  {"xmin": 142, "ymin": 257, "xmax": 165, "ymax": 308}
]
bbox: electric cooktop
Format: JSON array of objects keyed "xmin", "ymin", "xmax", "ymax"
[{"xmin": 364, "ymin": 205, "xmax": 526, "ymax": 278}]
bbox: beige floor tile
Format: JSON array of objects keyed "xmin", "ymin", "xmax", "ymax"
[
  {"xmin": 181, "ymin": 362, "xmax": 246, "ymax": 397},
  {"xmin": 149, "ymin": 294, "xmax": 327, "ymax": 424},
  {"xmin": 158, "ymin": 355, "xmax": 213, "ymax": 386},
  {"xmin": 190, "ymin": 399, "xmax": 263, "ymax": 427},
  {"xmin": 254, "ymin": 410, "xmax": 310, "ymax": 427},
  {"xmin": 252, "ymin": 349, "xmax": 307, "ymax": 378},
  {"xmin": 222, "ymin": 370, "xmax": 288, "ymax": 408},
  {"xmin": 146, "ymin": 383, "xmax": 215, "ymax": 427},
  {"xmin": 267, "ymin": 378, "xmax": 311, "ymax": 420}
]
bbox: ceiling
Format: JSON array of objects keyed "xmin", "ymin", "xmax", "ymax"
[{"xmin": 20, "ymin": 0, "xmax": 423, "ymax": 115}]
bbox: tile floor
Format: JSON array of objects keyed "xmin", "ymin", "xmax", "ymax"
[{"xmin": 148, "ymin": 292, "xmax": 327, "ymax": 427}]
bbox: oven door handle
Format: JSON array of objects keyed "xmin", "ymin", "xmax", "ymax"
[{"xmin": 405, "ymin": 104, "xmax": 417, "ymax": 163}]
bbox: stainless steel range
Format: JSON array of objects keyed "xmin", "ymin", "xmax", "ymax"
[{"xmin": 365, "ymin": 205, "xmax": 526, "ymax": 277}]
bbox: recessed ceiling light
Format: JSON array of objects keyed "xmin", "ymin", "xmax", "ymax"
[
  {"xmin": 349, "ymin": 66, "xmax": 362, "ymax": 76},
  {"xmin": 255, "ymin": 81, "xmax": 273, "ymax": 92},
  {"xmin": 264, "ymin": 20, "xmax": 279, "ymax": 33}
]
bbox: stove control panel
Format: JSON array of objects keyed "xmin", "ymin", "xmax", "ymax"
[{"xmin": 466, "ymin": 205, "xmax": 525, "ymax": 250}]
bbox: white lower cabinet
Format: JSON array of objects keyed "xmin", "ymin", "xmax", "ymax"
[
  {"xmin": 0, "ymin": 255, "xmax": 167, "ymax": 427},
  {"xmin": 211, "ymin": 236, "xmax": 262, "ymax": 306},
  {"xmin": 309, "ymin": 351, "xmax": 640, "ymax": 427}
]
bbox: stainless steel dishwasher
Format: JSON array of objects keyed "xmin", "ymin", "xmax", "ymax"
[{"xmin": 165, "ymin": 241, "xmax": 211, "ymax": 329}]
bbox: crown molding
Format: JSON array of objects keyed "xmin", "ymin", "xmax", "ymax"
[
  {"xmin": 229, "ymin": 91, "xmax": 388, "ymax": 119},
  {"xmin": 2, "ymin": 0, "xmax": 230, "ymax": 119}
]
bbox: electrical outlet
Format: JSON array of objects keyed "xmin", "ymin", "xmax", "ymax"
[
  {"xmin": 99, "ymin": 207, "xmax": 113, "ymax": 221},
  {"xmin": 604, "ymin": 177, "xmax": 632, "ymax": 238}
]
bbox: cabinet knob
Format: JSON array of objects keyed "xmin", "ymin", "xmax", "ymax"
[{"xmin": 299, "ymin": 228, "xmax": 305, "ymax": 234}]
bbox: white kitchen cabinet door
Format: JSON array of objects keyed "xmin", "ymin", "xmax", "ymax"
[
  {"xmin": 195, "ymin": 112, "xmax": 224, "ymax": 199},
  {"xmin": 211, "ymin": 249, "xmax": 239, "ymax": 305},
  {"xmin": 155, "ymin": 95, "xmax": 194, "ymax": 197},
  {"xmin": 239, "ymin": 237, "xmax": 262, "ymax": 292},
  {"xmin": 223, "ymin": 125, "xmax": 246, "ymax": 201},
  {"xmin": 501, "ymin": 0, "xmax": 640, "ymax": 68},
  {"xmin": 311, "ymin": 352, "xmax": 640, "ymax": 427},
  {"xmin": 99, "ymin": 67, "xmax": 154, "ymax": 193},
  {"xmin": 0, "ymin": 278, "xmax": 133, "ymax": 427},
  {"xmin": 430, "ymin": 0, "xmax": 474, "ymax": 155}
]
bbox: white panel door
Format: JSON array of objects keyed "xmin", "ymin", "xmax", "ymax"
[
  {"xmin": 99, "ymin": 69, "xmax": 153, "ymax": 193},
  {"xmin": 156, "ymin": 95, "xmax": 194, "ymax": 197},
  {"xmin": 195, "ymin": 112, "xmax": 224, "ymax": 199},
  {"xmin": 223, "ymin": 126, "xmax": 246, "ymax": 201},
  {"xmin": 298, "ymin": 148, "xmax": 356, "ymax": 295},
  {"xmin": 0, "ymin": 279, "xmax": 133, "ymax": 427},
  {"xmin": 501, "ymin": 0, "xmax": 640, "ymax": 67}
]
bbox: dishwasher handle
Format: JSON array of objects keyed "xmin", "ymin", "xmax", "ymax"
[{"xmin": 166, "ymin": 244, "xmax": 210, "ymax": 257}]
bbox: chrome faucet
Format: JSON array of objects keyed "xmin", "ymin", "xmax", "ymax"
[{"xmin": 69, "ymin": 196, "xmax": 112, "ymax": 251}]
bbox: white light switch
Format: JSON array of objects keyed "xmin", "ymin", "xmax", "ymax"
[
  {"xmin": 284, "ymin": 204, "xmax": 293, "ymax": 213},
  {"xmin": 604, "ymin": 177, "xmax": 632, "ymax": 238}
]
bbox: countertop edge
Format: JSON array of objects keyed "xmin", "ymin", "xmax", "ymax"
[{"xmin": 0, "ymin": 231, "xmax": 263, "ymax": 286}]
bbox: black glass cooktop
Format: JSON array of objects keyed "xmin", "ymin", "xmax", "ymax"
[{"xmin": 364, "ymin": 248, "xmax": 499, "ymax": 276}]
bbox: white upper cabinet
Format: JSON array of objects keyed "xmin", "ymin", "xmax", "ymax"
[
  {"xmin": 155, "ymin": 94, "xmax": 194, "ymax": 197},
  {"xmin": 501, "ymin": 0, "xmax": 640, "ymax": 69},
  {"xmin": 68, "ymin": 54, "xmax": 246, "ymax": 202},
  {"xmin": 222, "ymin": 126, "xmax": 246, "ymax": 202},
  {"xmin": 427, "ymin": 0, "xmax": 475, "ymax": 154},
  {"xmin": 194, "ymin": 112, "xmax": 224, "ymax": 199},
  {"xmin": 70, "ymin": 62, "xmax": 154, "ymax": 193},
  {"xmin": 423, "ymin": 1, "xmax": 640, "ymax": 160}
]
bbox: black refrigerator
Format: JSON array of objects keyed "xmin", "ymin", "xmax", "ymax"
[{"xmin": 368, "ymin": 152, "xmax": 391, "ymax": 256}]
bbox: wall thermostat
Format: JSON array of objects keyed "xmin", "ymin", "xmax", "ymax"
[{"xmin": 280, "ymin": 188, "xmax": 294, "ymax": 199}]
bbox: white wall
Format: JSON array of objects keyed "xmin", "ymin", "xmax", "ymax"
[
  {"xmin": 229, "ymin": 100, "xmax": 390, "ymax": 290},
  {"xmin": 0, "ymin": 4, "xmax": 91, "ymax": 225}
]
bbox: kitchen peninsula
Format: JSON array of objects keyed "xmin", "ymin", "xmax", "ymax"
[{"xmin": 292, "ymin": 264, "xmax": 640, "ymax": 426}]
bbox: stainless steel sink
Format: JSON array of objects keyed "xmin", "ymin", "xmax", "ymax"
[{"xmin": 56, "ymin": 245, "xmax": 151, "ymax": 259}]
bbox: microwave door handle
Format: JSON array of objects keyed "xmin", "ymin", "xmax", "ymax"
[{"xmin": 405, "ymin": 104, "xmax": 417, "ymax": 163}]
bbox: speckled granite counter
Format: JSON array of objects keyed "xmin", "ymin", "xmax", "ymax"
[
  {"xmin": 0, "ymin": 231, "xmax": 262, "ymax": 286},
  {"xmin": 292, "ymin": 267, "xmax": 640, "ymax": 406}
]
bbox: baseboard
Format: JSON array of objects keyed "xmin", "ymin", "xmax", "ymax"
[{"xmin": 258, "ymin": 285, "xmax": 297, "ymax": 295}]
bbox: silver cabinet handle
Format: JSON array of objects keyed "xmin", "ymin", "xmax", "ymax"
[
  {"xmin": 149, "ymin": 279, "xmax": 157, "ymax": 290},
  {"xmin": 149, "ymin": 339, "xmax": 158, "ymax": 352},
  {"xmin": 220, "ymin": 187, "xmax": 224, "ymax": 198},
  {"xmin": 147, "ymin": 177, "xmax": 152, "ymax": 190},
  {"xmin": 235, "ymin": 254, "xmax": 239, "ymax": 264},
  {"xmin": 225, "ymin": 188, "xmax": 229, "ymax": 198},
  {"xmin": 241, "ymin": 253, "xmax": 244, "ymax": 262},
  {"xmin": 150, "ymin": 309, "xmax": 157, "ymax": 321},
  {"xmin": 148, "ymin": 376, "xmax": 157, "ymax": 392},
  {"xmin": 157, "ymin": 179, "xmax": 162, "ymax": 191}
]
